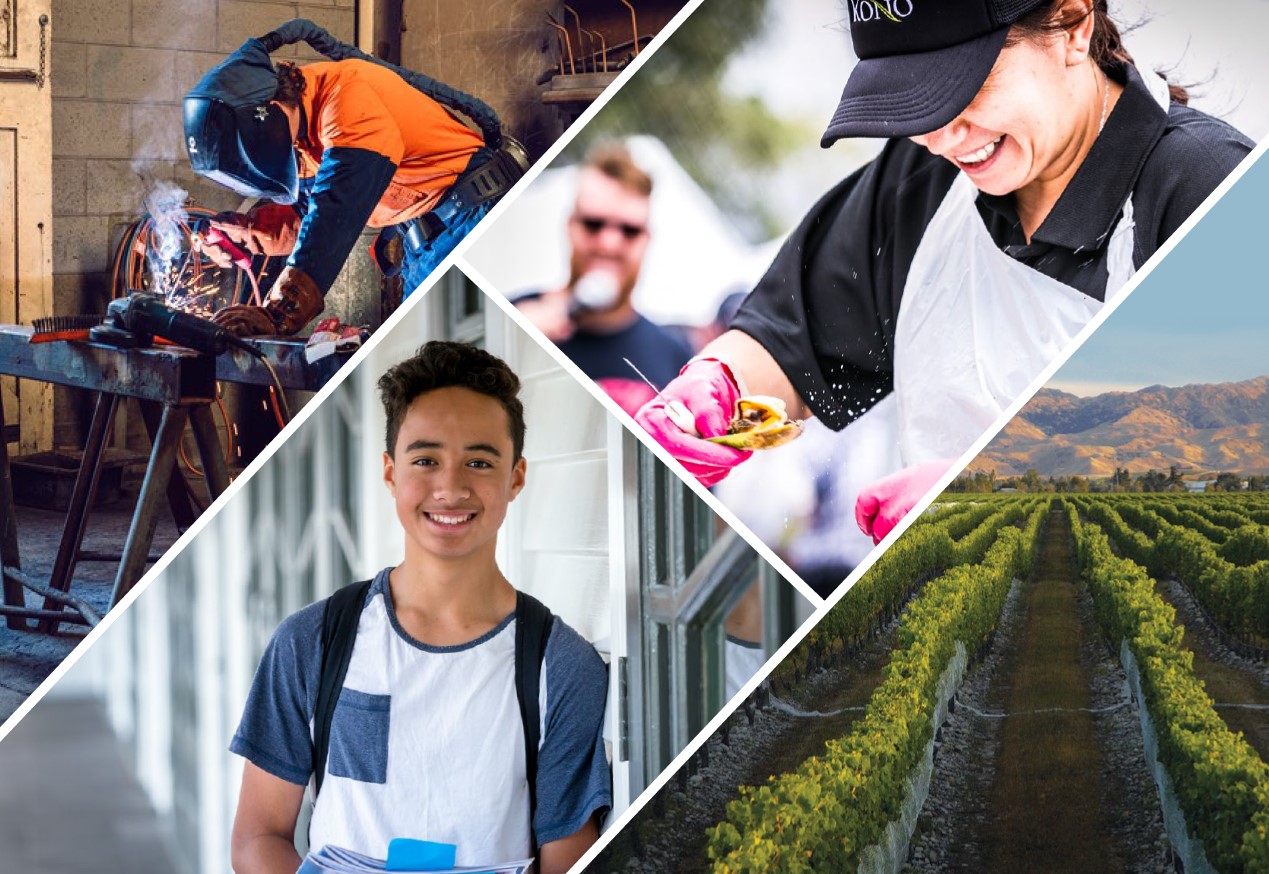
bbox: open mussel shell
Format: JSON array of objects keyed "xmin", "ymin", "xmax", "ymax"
[{"xmin": 706, "ymin": 396, "xmax": 803, "ymax": 450}]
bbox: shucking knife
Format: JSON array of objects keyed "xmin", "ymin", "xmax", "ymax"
[{"xmin": 623, "ymin": 357, "xmax": 700, "ymax": 436}]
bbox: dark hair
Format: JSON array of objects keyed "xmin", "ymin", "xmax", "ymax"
[
  {"xmin": 378, "ymin": 341, "xmax": 526, "ymax": 460},
  {"xmin": 1008, "ymin": 0, "xmax": 1188, "ymax": 104},
  {"xmin": 584, "ymin": 141, "xmax": 654, "ymax": 197},
  {"xmin": 274, "ymin": 61, "xmax": 306, "ymax": 107}
]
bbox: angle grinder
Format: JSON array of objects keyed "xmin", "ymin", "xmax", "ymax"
[{"xmin": 90, "ymin": 292, "xmax": 263, "ymax": 359}]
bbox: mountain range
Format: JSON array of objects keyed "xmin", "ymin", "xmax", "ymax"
[{"xmin": 970, "ymin": 376, "xmax": 1269, "ymax": 477}]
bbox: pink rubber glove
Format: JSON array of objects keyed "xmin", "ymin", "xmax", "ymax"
[
  {"xmin": 855, "ymin": 458, "xmax": 957, "ymax": 544},
  {"xmin": 634, "ymin": 358, "xmax": 753, "ymax": 487}
]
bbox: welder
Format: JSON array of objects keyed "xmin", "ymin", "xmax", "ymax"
[{"xmin": 183, "ymin": 19, "xmax": 526, "ymax": 337}]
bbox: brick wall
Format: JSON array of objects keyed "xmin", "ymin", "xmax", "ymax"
[
  {"xmin": 45, "ymin": 0, "xmax": 682, "ymax": 445},
  {"xmin": 399, "ymin": 0, "xmax": 682, "ymax": 159},
  {"xmin": 401, "ymin": 0, "xmax": 564, "ymax": 157},
  {"xmin": 49, "ymin": 0, "xmax": 356, "ymax": 444}
]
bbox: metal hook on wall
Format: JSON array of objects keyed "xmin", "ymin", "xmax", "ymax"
[
  {"xmin": 562, "ymin": 5, "xmax": 588, "ymax": 71},
  {"xmin": 584, "ymin": 25, "xmax": 608, "ymax": 73},
  {"xmin": 618, "ymin": 0, "xmax": 639, "ymax": 56},
  {"xmin": 545, "ymin": 13, "xmax": 576, "ymax": 76}
]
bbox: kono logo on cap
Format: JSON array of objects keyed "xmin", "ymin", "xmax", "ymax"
[
  {"xmin": 848, "ymin": 0, "xmax": 914, "ymax": 24},
  {"xmin": 824, "ymin": 0, "xmax": 1049, "ymax": 141}
]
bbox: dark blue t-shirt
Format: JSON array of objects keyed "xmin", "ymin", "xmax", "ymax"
[
  {"xmin": 561, "ymin": 315, "xmax": 690, "ymax": 385},
  {"xmin": 561, "ymin": 315, "xmax": 692, "ymax": 416},
  {"xmin": 513, "ymin": 292, "xmax": 694, "ymax": 416}
]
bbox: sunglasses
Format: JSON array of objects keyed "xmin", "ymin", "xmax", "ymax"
[{"xmin": 573, "ymin": 214, "xmax": 647, "ymax": 240}]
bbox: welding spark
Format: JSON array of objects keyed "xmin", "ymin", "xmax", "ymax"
[{"xmin": 142, "ymin": 180, "xmax": 191, "ymax": 300}]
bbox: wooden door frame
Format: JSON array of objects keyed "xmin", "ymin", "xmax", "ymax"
[{"xmin": 1, "ymin": 0, "xmax": 53, "ymax": 454}]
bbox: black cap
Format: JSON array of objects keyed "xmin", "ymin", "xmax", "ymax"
[{"xmin": 823, "ymin": 0, "xmax": 1051, "ymax": 144}]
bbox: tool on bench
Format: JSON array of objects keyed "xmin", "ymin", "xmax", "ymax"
[
  {"xmin": 26, "ymin": 314, "xmax": 103, "ymax": 343},
  {"xmin": 29, "ymin": 294, "xmax": 290, "ymax": 424},
  {"xmin": 91, "ymin": 294, "xmax": 291, "ymax": 422},
  {"xmin": 31, "ymin": 294, "xmax": 262, "ymax": 358},
  {"xmin": 90, "ymin": 293, "xmax": 264, "ymax": 358}
]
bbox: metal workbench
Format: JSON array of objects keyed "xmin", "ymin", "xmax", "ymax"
[{"xmin": 0, "ymin": 326, "xmax": 348, "ymax": 632}]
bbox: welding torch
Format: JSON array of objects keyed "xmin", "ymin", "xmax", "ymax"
[{"xmin": 198, "ymin": 224, "xmax": 254, "ymax": 271}]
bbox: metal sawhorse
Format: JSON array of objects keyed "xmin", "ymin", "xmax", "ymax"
[
  {"xmin": 0, "ymin": 327, "xmax": 228, "ymax": 631},
  {"xmin": 0, "ymin": 328, "xmax": 350, "ymax": 632}
]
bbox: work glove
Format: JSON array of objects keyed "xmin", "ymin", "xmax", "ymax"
[
  {"xmin": 634, "ymin": 358, "xmax": 752, "ymax": 488},
  {"xmin": 855, "ymin": 457, "xmax": 957, "ymax": 545},
  {"xmin": 195, "ymin": 204, "xmax": 302, "ymax": 267},
  {"xmin": 212, "ymin": 265, "xmax": 325, "ymax": 337}
]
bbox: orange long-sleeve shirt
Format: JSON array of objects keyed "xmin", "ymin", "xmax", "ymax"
[{"xmin": 297, "ymin": 60, "xmax": 484, "ymax": 227}]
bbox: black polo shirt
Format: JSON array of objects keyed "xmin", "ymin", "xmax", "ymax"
[{"xmin": 731, "ymin": 62, "xmax": 1253, "ymax": 432}]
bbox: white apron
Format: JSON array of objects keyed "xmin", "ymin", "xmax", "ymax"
[{"xmin": 893, "ymin": 67, "xmax": 1170, "ymax": 466}]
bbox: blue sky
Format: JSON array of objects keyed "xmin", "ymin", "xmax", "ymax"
[{"xmin": 1048, "ymin": 146, "xmax": 1269, "ymax": 397}]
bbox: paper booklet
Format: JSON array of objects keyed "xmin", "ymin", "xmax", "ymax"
[{"xmin": 298, "ymin": 844, "xmax": 533, "ymax": 874}]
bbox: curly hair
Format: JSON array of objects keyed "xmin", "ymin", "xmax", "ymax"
[
  {"xmin": 273, "ymin": 60, "xmax": 307, "ymax": 107},
  {"xmin": 378, "ymin": 341, "xmax": 526, "ymax": 460},
  {"xmin": 1009, "ymin": 0, "xmax": 1189, "ymax": 104}
]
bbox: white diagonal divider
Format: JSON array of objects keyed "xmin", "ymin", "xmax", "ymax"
[
  {"xmin": 461, "ymin": 262, "xmax": 820, "ymax": 607},
  {"xmin": 550, "ymin": 130, "xmax": 1269, "ymax": 873},
  {"xmin": 0, "ymin": 0, "xmax": 713, "ymax": 749}
]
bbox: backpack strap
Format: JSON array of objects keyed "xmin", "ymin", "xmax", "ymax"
[
  {"xmin": 311, "ymin": 581, "xmax": 554, "ymax": 852},
  {"xmin": 312, "ymin": 579, "xmax": 373, "ymax": 799},
  {"xmin": 514, "ymin": 591, "xmax": 554, "ymax": 855}
]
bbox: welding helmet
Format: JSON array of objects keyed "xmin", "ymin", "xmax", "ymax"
[{"xmin": 184, "ymin": 38, "xmax": 299, "ymax": 203}]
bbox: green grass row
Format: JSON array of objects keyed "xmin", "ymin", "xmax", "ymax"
[
  {"xmin": 1062, "ymin": 499, "xmax": 1269, "ymax": 871},
  {"xmin": 1071, "ymin": 497, "xmax": 1269, "ymax": 641},
  {"xmin": 706, "ymin": 502, "xmax": 1047, "ymax": 872}
]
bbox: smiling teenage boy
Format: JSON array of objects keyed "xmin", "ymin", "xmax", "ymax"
[{"xmin": 229, "ymin": 341, "xmax": 610, "ymax": 874}]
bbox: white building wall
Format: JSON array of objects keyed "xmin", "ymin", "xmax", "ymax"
[
  {"xmin": 44, "ymin": 276, "xmax": 796, "ymax": 872},
  {"xmin": 62, "ymin": 278, "xmax": 625, "ymax": 873}
]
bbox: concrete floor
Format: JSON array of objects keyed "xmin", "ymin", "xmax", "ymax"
[
  {"xmin": 0, "ymin": 697, "xmax": 180, "ymax": 873},
  {"xmin": 1, "ymin": 496, "xmax": 179, "ymax": 720}
]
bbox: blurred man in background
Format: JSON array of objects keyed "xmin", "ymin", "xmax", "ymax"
[{"xmin": 513, "ymin": 143, "xmax": 691, "ymax": 416}]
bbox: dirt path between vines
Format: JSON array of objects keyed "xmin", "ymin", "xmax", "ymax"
[
  {"xmin": 1154, "ymin": 578, "xmax": 1269, "ymax": 763},
  {"xmin": 908, "ymin": 510, "xmax": 1166, "ymax": 874},
  {"xmin": 979, "ymin": 510, "xmax": 1121, "ymax": 872}
]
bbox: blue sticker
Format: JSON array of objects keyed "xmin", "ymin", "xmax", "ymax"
[{"xmin": 384, "ymin": 838, "xmax": 458, "ymax": 871}]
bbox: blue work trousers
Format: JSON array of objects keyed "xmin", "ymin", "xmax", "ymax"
[{"xmin": 399, "ymin": 202, "xmax": 491, "ymax": 296}]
